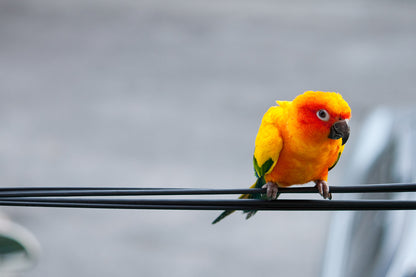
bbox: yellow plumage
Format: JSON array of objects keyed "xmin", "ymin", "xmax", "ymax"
[{"xmin": 212, "ymin": 91, "xmax": 351, "ymax": 224}]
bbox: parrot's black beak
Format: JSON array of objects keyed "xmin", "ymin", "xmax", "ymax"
[{"xmin": 328, "ymin": 119, "xmax": 350, "ymax": 145}]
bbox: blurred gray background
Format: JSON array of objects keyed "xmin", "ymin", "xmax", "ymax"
[{"xmin": 0, "ymin": 0, "xmax": 416, "ymax": 276}]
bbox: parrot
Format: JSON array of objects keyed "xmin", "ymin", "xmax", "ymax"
[{"xmin": 212, "ymin": 91, "xmax": 351, "ymax": 224}]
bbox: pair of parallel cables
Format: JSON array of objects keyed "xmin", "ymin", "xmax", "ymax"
[{"xmin": 1, "ymin": 183, "xmax": 416, "ymax": 211}]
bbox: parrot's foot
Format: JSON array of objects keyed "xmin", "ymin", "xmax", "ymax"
[
  {"xmin": 314, "ymin": 180, "xmax": 332, "ymax": 200},
  {"xmin": 262, "ymin": 182, "xmax": 279, "ymax": 200}
]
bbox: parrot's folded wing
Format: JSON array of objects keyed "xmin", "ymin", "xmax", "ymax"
[{"xmin": 253, "ymin": 106, "xmax": 284, "ymax": 178}]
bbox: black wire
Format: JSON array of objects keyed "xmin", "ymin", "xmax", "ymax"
[
  {"xmin": 1, "ymin": 183, "xmax": 416, "ymax": 198},
  {"xmin": 0, "ymin": 183, "xmax": 416, "ymax": 211},
  {"xmin": 1, "ymin": 198, "xmax": 416, "ymax": 210},
  {"xmin": 0, "ymin": 188, "xmax": 265, "ymax": 198}
]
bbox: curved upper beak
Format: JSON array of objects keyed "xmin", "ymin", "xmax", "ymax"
[{"xmin": 328, "ymin": 119, "xmax": 350, "ymax": 145}]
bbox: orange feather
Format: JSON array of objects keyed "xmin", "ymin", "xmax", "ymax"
[
  {"xmin": 263, "ymin": 91, "xmax": 351, "ymax": 186},
  {"xmin": 212, "ymin": 91, "xmax": 351, "ymax": 223}
]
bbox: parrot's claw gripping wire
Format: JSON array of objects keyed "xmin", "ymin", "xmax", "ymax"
[
  {"xmin": 314, "ymin": 180, "xmax": 332, "ymax": 200},
  {"xmin": 262, "ymin": 182, "xmax": 279, "ymax": 200}
]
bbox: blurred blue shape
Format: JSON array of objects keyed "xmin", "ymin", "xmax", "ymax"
[{"xmin": 322, "ymin": 108, "xmax": 416, "ymax": 277}]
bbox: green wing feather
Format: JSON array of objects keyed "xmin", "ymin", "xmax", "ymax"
[{"xmin": 253, "ymin": 156, "xmax": 274, "ymax": 180}]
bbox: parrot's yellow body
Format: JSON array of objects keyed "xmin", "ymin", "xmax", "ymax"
[{"xmin": 213, "ymin": 91, "xmax": 351, "ymax": 224}]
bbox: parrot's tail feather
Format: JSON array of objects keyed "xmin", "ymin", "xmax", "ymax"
[
  {"xmin": 211, "ymin": 210, "xmax": 235, "ymax": 224},
  {"xmin": 212, "ymin": 179, "xmax": 264, "ymax": 224},
  {"xmin": 245, "ymin": 210, "xmax": 257, "ymax": 220},
  {"xmin": 241, "ymin": 177, "xmax": 265, "ymax": 218},
  {"xmin": 211, "ymin": 192, "xmax": 251, "ymax": 224}
]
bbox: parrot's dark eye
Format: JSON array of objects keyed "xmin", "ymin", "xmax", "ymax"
[{"xmin": 316, "ymin": 109, "xmax": 330, "ymax": 121}]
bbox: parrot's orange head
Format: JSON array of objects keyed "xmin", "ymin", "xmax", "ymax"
[{"xmin": 292, "ymin": 91, "xmax": 351, "ymax": 145}]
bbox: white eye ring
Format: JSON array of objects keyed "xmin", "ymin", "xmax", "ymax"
[{"xmin": 316, "ymin": 109, "xmax": 330, "ymax": 121}]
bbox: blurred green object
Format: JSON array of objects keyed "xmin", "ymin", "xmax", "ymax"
[
  {"xmin": 0, "ymin": 234, "xmax": 28, "ymax": 255},
  {"xmin": 0, "ymin": 214, "xmax": 40, "ymax": 274}
]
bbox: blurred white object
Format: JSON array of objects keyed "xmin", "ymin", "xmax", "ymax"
[
  {"xmin": 0, "ymin": 211, "xmax": 40, "ymax": 275},
  {"xmin": 322, "ymin": 108, "xmax": 416, "ymax": 277}
]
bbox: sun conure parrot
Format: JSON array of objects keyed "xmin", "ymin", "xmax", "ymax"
[{"xmin": 212, "ymin": 91, "xmax": 351, "ymax": 224}]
